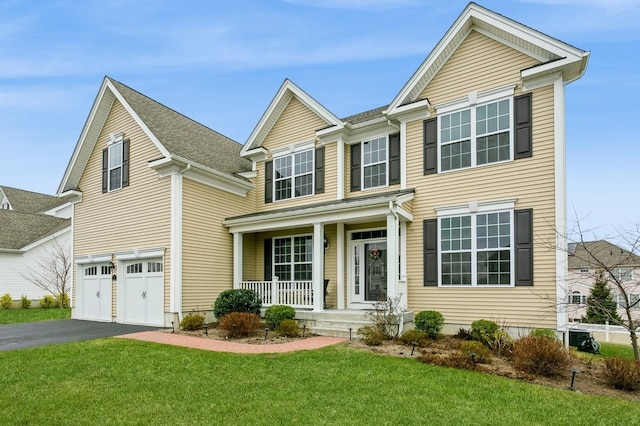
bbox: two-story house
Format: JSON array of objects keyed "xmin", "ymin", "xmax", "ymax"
[{"xmin": 60, "ymin": 3, "xmax": 589, "ymax": 334}]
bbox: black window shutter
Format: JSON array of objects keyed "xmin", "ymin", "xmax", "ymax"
[
  {"xmin": 514, "ymin": 93, "xmax": 532, "ymax": 159},
  {"xmin": 389, "ymin": 133, "xmax": 400, "ymax": 185},
  {"xmin": 423, "ymin": 219, "xmax": 438, "ymax": 286},
  {"xmin": 350, "ymin": 143, "xmax": 361, "ymax": 192},
  {"xmin": 264, "ymin": 239, "xmax": 273, "ymax": 281},
  {"xmin": 101, "ymin": 148, "xmax": 108, "ymax": 193},
  {"xmin": 423, "ymin": 118, "xmax": 438, "ymax": 175},
  {"xmin": 515, "ymin": 208, "xmax": 533, "ymax": 286},
  {"xmin": 264, "ymin": 160, "xmax": 273, "ymax": 204},
  {"xmin": 122, "ymin": 139, "xmax": 130, "ymax": 188},
  {"xmin": 315, "ymin": 146, "xmax": 325, "ymax": 194}
]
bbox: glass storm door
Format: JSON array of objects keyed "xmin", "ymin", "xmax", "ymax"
[{"xmin": 350, "ymin": 240, "xmax": 387, "ymax": 304}]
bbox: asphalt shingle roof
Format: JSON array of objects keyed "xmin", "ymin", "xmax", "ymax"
[
  {"xmin": 341, "ymin": 105, "xmax": 388, "ymax": 125},
  {"xmin": 109, "ymin": 78, "xmax": 252, "ymax": 177},
  {"xmin": 1, "ymin": 186, "xmax": 66, "ymax": 214},
  {"xmin": 0, "ymin": 210, "xmax": 70, "ymax": 250},
  {"xmin": 568, "ymin": 240, "xmax": 640, "ymax": 269}
]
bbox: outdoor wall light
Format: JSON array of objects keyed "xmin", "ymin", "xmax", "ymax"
[
  {"xmin": 110, "ymin": 259, "xmax": 117, "ymax": 280},
  {"xmin": 324, "ymin": 235, "xmax": 329, "ymax": 250}
]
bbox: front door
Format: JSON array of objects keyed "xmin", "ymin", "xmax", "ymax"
[{"xmin": 349, "ymin": 238, "xmax": 387, "ymax": 306}]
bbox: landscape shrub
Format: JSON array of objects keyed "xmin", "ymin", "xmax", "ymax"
[
  {"xmin": 454, "ymin": 327, "xmax": 473, "ymax": 340},
  {"xmin": 512, "ymin": 335, "xmax": 572, "ymax": 377},
  {"xmin": 418, "ymin": 352, "xmax": 472, "ymax": 369},
  {"xmin": 364, "ymin": 296, "xmax": 405, "ymax": 339},
  {"xmin": 414, "ymin": 310, "xmax": 445, "ymax": 338},
  {"xmin": 485, "ymin": 329, "xmax": 515, "ymax": 356},
  {"xmin": 213, "ymin": 289, "xmax": 261, "ymax": 320},
  {"xmin": 218, "ymin": 312, "xmax": 261, "ymax": 338},
  {"xmin": 276, "ymin": 319, "xmax": 301, "ymax": 337},
  {"xmin": 20, "ymin": 295, "xmax": 31, "ymax": 309},
  {"xmin": 265, "ymin": 305, "xmax": 296, "ymax": 329},
  {"xmin": 53, "ymin": 293, "xmax": 70, "ymax": 308},
  {"xmin": 601, "ymin": 357, "xmax": 640, "ymax": 391},
  {"xmin": 180, "ymin": 313, "xmax": 205, "ymax": 331},
  {"xmin": 459, "ymin": 340, "xmax": 492, "ymax": 364},
  {"xmin": 398, "ymin": 329, "xmax": 430, "ymax": 347},
  {"xmin": 39, "ymin": 295, "xmax": 56, "ymax": 309},
  {"xmin": 0, "ymin": 293, "xmax": 12, "ymax": 309},
  {"xmin": 530, "ymin": 328, "xmax": 557, "ymax": 340},
  {"xmin": 470, "ymin": 319, "xmax": 500, "ymax": 344},
  {"xmin": 358, "ymin": 325, "xmax": 387, "ymax": 346}
]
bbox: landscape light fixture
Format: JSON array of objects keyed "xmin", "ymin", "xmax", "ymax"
[
  {"xmin": 411, "ymin": 341, "xmax": 418, "ymax": 356},
  {"xmin": 264, "ymin": 328, "xmax": 269, "ymax": 340},
  {"xmin": 569, "ymin": 368, "xmax": 580, "ymax": 390}
]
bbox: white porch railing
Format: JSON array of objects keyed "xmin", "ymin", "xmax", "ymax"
[{"xmin": 240, "ymin": 279, "xmax": 314, "ymax": 309}]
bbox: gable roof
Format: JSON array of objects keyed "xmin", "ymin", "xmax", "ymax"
[
  {"xmin": 58, "ymin": 77, "xmax": 252, "ymax": 194},
  {"xmin": 568, "ymin": 240, "xmax": 640, "ymax": 270},
  {"xmin": 387, "ymin": 2, "xmax": 589, "ymax": 114},
  {"xmin": 0, "ymin": 186, "xmax": 66, "ymax": 214},
  {"xmin": 242, "ymin": 79, "xmax": 343, "ymax": 155},
  {"xmin": 0, "ymin": 210, "xmax": 70, "ymax": 250}
]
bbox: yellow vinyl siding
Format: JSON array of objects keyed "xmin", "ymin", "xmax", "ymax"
[
  {"xmin": 344, "ymin": 141, "xmax": 402, "ymax": 200},
  {"xmin": 403, "ymin": 31, "xmax": 558, "ymax": 329},
  {"xmin": 181, "ymin": 178, "xmax": 251, "ymax": 311},
  {"xmin": 420, "ymin": 31, "xmax": 539, "ymax": 105},
  {"xmin": 255, "ymin": 97, "xmax": 337, "ymax": 211},
  {"xmin": 73, "ymin": 99, "xmax": 171, "ymax": 314}
]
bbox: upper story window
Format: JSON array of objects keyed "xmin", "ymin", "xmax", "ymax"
[
  {"xmin": 613, "ymin": 267, "xmax": 633, "ymax": 282},
  {"xmin": 616, "ymin": 293, "xmax": 640, "ymax": 310},
  {"xmin": 440, "ymin": 98, "xmax": 511, "ymax": 172},
  {"xmin": 101, "ymin": 134, "xmax": 130, "ymax": 194},
  {"xmin": 0, "ymin": 196, "xmax": 10, "ymax": 210},
  {"xmin": 362, "ymin": 136, "xmax": 387, "ymax": 189},
  {"xmin": 274, "ymin": 149, "xmax": 314, "ymax": 201}
]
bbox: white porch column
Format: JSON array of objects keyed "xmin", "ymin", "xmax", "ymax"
[
  {"xmin": 337, "ymin": 222, "xmax": 345, "ymax": 309},
  {"xmin": 337, "ymin": 138, "xmax": 345, "ymax": 200},
  {"xmin": 233, "ymin": 232, "xmax": 243, "ymax": 289},
  {"xmin": 386, "ymin": 213, "xmax": 399, "ymax": 300},
  {"xmin": 313, "ymin": 223, "xmax": 324, "ymax": 311},
  {"xmin": 399, "ymin": 221, "xmax": 408, "ymax": 308}
]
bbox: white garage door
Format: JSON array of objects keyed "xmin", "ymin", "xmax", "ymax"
[
  {"xmin": 79, "ymin": 264, "xmax": 112, "ymax": 322},
  {"xmin": 123, "ymin": 259, "xmax": 164, "ymax": 326}
]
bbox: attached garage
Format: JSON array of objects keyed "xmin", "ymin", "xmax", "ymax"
[
  {"xmin": 122, "ymin": 259, "xmax": 164, "ymax": 326},
  {"xmin": 78, "ymin": 264, "xmax": 112, "ymax": 322}
]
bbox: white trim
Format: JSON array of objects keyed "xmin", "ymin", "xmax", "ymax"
[
  {"xmin": 435, "ymin": 198, "xmax": 517, "ymax": 216},
  {"xmin": 76, "ymin": 253, "xmax": 112, "ymax": 264},
  {"xmin": 400, "ymin": 121, "xmax": 407, "ymax": 190},
  {"xmin": 337, "ymin": 222, "xmax": 345, "ymax": 309},
  {"xmin": 554, "ymin": 75, "xmax": 568, "ymax": 330},
  {"xmin": 272, "ymin": 148, "xmax": 315, "ymax": 202},
  {"xmin": 20, "ymin": 226, "xmax": 71, "ymax": 252},
  {"xmin": 522, "ymin": 72, "xmax": 562, "ymax": 91},
  {"xmin": 435, "ymin": 84, "xmax": 516, "ymax": 114},
  {"xmin": 361, "ymin": 135, "xmax": 389, "ymax": 190},
  {"xmin": 114, "ymin": 247, "xmax": 165, "ymax": 260},
  {"xmin": 337, "ymin": 138, "xmax": 345, "ymax": 200},
  {"xmin": 170, "ymin": 170, "xmax": 183, "ymax": 316},
  {"xmin": 270, "ymin": 140, "xmax": 316, "ymax": 158},
  {"xmin": 233, "ymin": 233, "xmax": 243, "ymax": 288},
  {"xmin": 313, "ymin": 224, "xmax": 324, "ymax": 311}
]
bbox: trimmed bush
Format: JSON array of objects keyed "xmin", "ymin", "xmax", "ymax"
[
  {"xmin": 265, "ymin": 305, "xmax": 296, "ymax": 329},
  {"xmin": 54, "ymin": 293, "xmax": 70, "ymax": 308},
  {"xmin": 20, "ymin": 295, "xmax": 31, "ymax": 309},
  {"xmin": 0, "ymin": 293, "xmax": 12, "ymax": 309},
  {"xmin": 512, "ymin": 335, "xmax": 571, "ymax": 377},
  {"xmin": 213, "ymin": 289, "xmax": 261, "ymax": 320},
  {"xmin": 398, "ymin": 329, "xmax": 430, "ymax": 347},
  {"xmin": 218, "ymin": 312, "xmax": 261, "ymax": 337},
  {"xmin": 180, "ymin": 313, "xmax": 205, "ymax": 331},
  {"xmin": 454, "ymin": 328, "xmax": 473, "ymax": 340},
  {"xmin": 470, "ymin": 319, "xmax": 500, "ymax": 344},
  {"xmin": 276, "ymin": 319, "xmax": 301, "ymax": 337},
  {"xmin": 39, "ymin": 295, "xmax": 56, "ymax": 309},
  {"xmin": 414, "ymin": 310, "xmax": 445, "ymax": 338},
  {"xmin": 358, "ymin": 325, "xmax": 387, "ymax": 346},
  {"xmin": 530, "ymin": 328, "xmax": 557, "ymax": 340},
  {"xmin": 459, "ymin": 340, "xmax": 493, "ymax": 364},
  {"xmin": 602, "ymin": 357, "xmax": 640, "ymax": 391}
]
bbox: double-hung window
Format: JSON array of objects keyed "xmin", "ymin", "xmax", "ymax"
[
  {"xmin": 440, "ymin": 210, "xmax": 513, "ymax": 286},
  {"xmin": 616, "ymin": 293, "xmax": 640, "ymax": 310},
  {"xmin": 439, "ymin": 97, "xmax": 512, "ymax": 172},
  {"xmin": 570, "ymin": 291, "xmax": 587, "ymax": 305},
  {"xmin": 273, "ymin": 235, "xmax": 313, "ymax": 281},
  {"xmin": 274, "ymin": 149, "xmax": 313, "ymax": 201},
  {"xmin": 362, "ymin": 136, "xmax": 387, "ymax": 189},
  {"xmin": 613, "ymin": 267, "xmax": 633, "ymax": 282},
  {"xmin": 108, "ymin": 141, "xmax": 123, "ymax": 191}
]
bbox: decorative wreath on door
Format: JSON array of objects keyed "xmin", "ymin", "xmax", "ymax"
[{"xmin": 368, "ymin": 247, "xmax": 382, "ymax": 260}]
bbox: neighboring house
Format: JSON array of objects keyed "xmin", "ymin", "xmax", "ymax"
[
  {"xmin": 567, "ymin": 240, "xmax": 640, "ymax": 323},
  {"xmin": 60, "ymin": 3, "xmax": 589, "ymax": 333},
  {"xmin": 0, "ymin": 186, "xmax": 71, "ymax": 301}
]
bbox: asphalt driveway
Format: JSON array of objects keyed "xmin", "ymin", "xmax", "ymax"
[{"xmin": 0, "ymin": 320, "xmax": 160, "ymax": 352}]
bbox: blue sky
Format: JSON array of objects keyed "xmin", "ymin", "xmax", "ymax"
[{"xmin": 0, "ymin": 0, "xmax": 638, "ymax": 239}]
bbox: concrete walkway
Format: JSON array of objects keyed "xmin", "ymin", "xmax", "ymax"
[{"xmin": 117, "ymin": 331, "xmax": 347, "ymax": 354}]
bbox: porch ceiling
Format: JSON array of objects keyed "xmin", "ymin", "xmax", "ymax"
[{"xmin": 224, "ymin": 189, "xmax": 414, "ymax": 233}]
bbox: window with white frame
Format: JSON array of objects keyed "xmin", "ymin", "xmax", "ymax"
[
  {"xmin": 273, "ymin": 235, "xmax": 313, "ymax": 281},
  {"xmin": 612, "ymin": 267, "xmax": 633, "ymax": 282},
  {"xmin": 108, "ymin": 140, "xmax": 123, "ymax": 191},
  {"xmin": 570, "ymin": 291, "xmax": 587, "ymax": 305},
  {"xmin": 616, "ymin": 293, "xmax": 640, "ymax": 310},
  {"xmin": 440, "ymin": 98, "xmax": 511, "ymax": 172},
  {"xmin": 0, "ymin": 197, "xmax": 10, "ymax": 210},
  {"xmin": 440, "ymin": 210, "xmax": 512, "ymax": 286},
  {"xmin": 362, "ymin": 136, "xmax": 387, "ymax": 189},
  {"xmin": 274, "ymin": 149, "xmax": 313, "ymax": 201}
]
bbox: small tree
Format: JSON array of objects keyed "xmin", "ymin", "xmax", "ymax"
[
  {"xmin": 581, "ymin": 270, "xmax": 622, "ymax": 324},
  {"xmin": 20, "ymin": 239, "xmax": 71, "ymax": 308}
]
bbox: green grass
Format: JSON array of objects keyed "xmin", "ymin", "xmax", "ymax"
[
  {"xmin": 1, "ymin": 340, "xmax": 638, "ymax": 425},
  {"xmin": 0, "ymin": 307, "xmax": 71, "ymax": 324},
  {"xmin": 599, "ymin": 341, "xmax": 637, "ymax": 359}
]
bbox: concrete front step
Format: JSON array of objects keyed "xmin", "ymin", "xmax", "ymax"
[{"xmin": 294, "ymin": 309, "xmax": 414, "ymax": 338}]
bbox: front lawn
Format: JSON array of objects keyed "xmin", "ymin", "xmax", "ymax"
[
  {"xmin": 0, "ymin": 307, "xmax": 71, "ymax": 324},
  {"xmin": 599, "ymin": 341, "xmax": 637, "ymax": 360},
  {"xmin": 0, "ymin": 339, "xmax": 638, "ymax": 425}
]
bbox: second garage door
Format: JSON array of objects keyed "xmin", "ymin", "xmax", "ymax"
[{"xmin": 122, "ymin": 259, "xmax": 164, "ymax": 326}]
